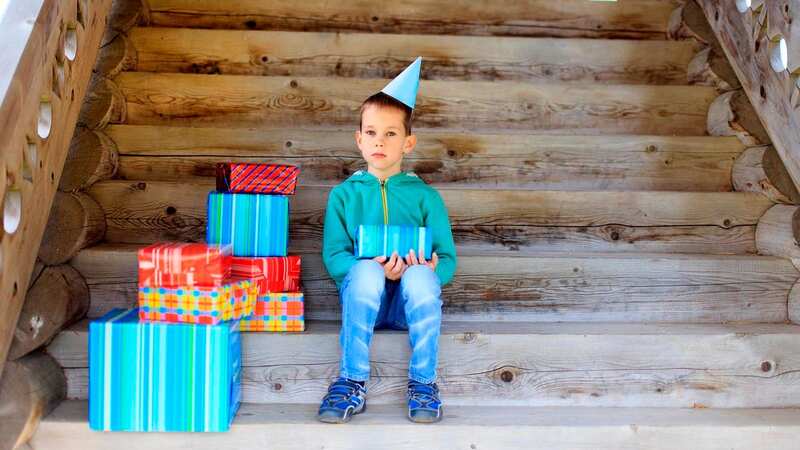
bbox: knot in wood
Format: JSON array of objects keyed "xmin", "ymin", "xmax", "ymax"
[
  {"xmin": 500, "ymin": 370, "xmax": 514, "ymax": 383},
  {"xmin": 761, "ymin": 361, "xmax": 773, "ymax": 372},
  {"xmin": 274, "ymin": 383, "xmax": 283, "ymax": 391}
]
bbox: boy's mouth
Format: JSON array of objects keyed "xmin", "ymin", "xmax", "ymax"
[{"xmin": 371, "ymin": 152, "xmax": 386, "ymax": 158}]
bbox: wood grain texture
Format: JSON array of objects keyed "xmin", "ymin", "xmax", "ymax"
[
  {"xmin": 59, "ymin": 128, "xmax": 119, "ymax": 192},
  {"xmin": 72, "ymin": 244, "xmax": 795, "ymax": 323},
  {"xmin": 107, "ymin": 125, "xmax": 742, "ymax": 191},
  {"xmin": 733, "ymin": 145, "xmax": 799, "ymax": 204},
  {"xmin": 38, "ymin": 192, "xmax": 106, "ymax": 265},
  {"xmin": 77, "ymin": 75, "xmax": 126, "ymax": 130},
  {"xmin": 756, "ymin": 204, "xmax": 800, "ymax": 260},
  {"xmin": 707, "ymin": 90, "xmax": 770, "ymax": 145},
  {"xmin": 688, "ymin": 46, "xmax": 741, "ymax": 90},
  {"xmin": 50, "ymin": 321, "xmax": 800, "ymax": 407},
  {"xmin": 114, "ymin": 72, "xmax": 717, "ymax": 135},
  {"xmin": 129, "ymin": 27, "xmax": 699, "ymax": 85},
  {"xmin": 144, "ymin": 0, "xmax": 679, "ymax": 40}
]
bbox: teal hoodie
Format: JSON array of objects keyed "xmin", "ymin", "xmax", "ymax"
[{"xmin": 322, "ymin": 170, "xmax": 457, "ymax": 288}]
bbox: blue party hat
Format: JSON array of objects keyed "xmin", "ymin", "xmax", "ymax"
[{"xmin": 380, "ymin": 57, "xmax": 422, "ymax": 109}]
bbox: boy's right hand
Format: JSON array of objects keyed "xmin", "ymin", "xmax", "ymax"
[{"xmin": 373, "ymin": 252, "xmax": 406, "ymax": 281}]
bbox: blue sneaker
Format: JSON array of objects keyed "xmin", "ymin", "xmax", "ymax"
[
  {"xmin": 407, "ymin": 379, "xmax": 443, "ymax": 423},
  {"xmin": 317, "ymin": 377, "xmax": 367, "ymax": 423}
]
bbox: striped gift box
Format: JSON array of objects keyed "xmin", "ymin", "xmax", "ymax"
[
  {"xmin": 240, "ymin": 292, "xmax": 304, "ymax": 332},
  {"xmin": 354, "ymin": 225, "xmax": 433, "ymax": 259},
  {"xmin": 206, "ymin": 191, "xmax": 289, "ymax": 257},
  {"xmin": 216, "ymin": 163, "xmax": 299, "ymax": 195},
  {"xmin": 138, "ymin": 278, "xmax": 258, "ymax": 325},
  {"xmin": 138, "ymin": 242, "xmax": 232, "ymax": 288},
  {"xmin": 89, "ymin": 308, "xmax": 241, "ymax": 432},
  {"xmin": 231, "ymin": 255, "xmax": 301, "ymax": 295}
]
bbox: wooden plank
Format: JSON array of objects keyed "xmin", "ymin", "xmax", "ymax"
[
  {"xmin": 144, "ymin": 0, "xmax": 679, "ymax": 40},
  {"xmin": 129, "ymin": 27, "xmax": 699, "ymax": 85},
  {"xmin": 107, "ymin": 125, "xmax": 743, "ymax": 192},
  {"xmin": 71, "ymin": 244, "xmax": 795, "ymax": 323},
  {"xmin": 0, "ymin": 0, "xmax": 113, "ymax": 377},
  {"xmin": 33, "ymin": 401, "xmax": 800, "ymax": 450},
  {"xmin": 50, "ymin": 321, "xmax": 800, "ymax": 407},
  {"xmin": 114, "ymin": 72, "xmax": 718, "ymax": 135},
  {"xmin": 87, "ymin": 179, "xmax": 773, "ymax": 246}
]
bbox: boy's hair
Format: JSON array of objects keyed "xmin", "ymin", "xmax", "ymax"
[{"xmin": 359, "ymin": 92, "xmax": 413, "ymax": 135}]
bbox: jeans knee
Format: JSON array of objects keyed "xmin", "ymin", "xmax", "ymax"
[
  {"xmin": 401, "ymin": 265, "xmax": 441, "ymax": 309},
  {"xmin": 342, "ymin": 260, "xmax": 385, "ymax": 311}
]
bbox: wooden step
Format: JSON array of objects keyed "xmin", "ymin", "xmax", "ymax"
[
  {"xmin": 72, "ymin": 244, "xmax": 795, "ymax": 323},
  {"xmin": 49, "ymin": 321, "xmax": 800, "ymax": 407},
  {"xmin": 108, "ymin": 125, "xmax": 743, "ymax": 192},
  {"xmin": 88, "ymin": 180, "xmax": 768, "ymax": 254},
  {"xmin": 144, "ymin": 0, "xmax": 678, "ymax": 40},
  {"xmin": 33, "ymin": 401, "xmax": 800, "ymax": 449},
  {"xmin": 115, "ymin": 72, "xmax": 717, "ymax": 135},
  {"xmin": 129, "ymin": 28, "xmax": 700, "ymax": 85}
]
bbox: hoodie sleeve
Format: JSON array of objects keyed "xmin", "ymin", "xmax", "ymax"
[
  {"xmin": 322, "ymin": 187, "xmax": 360, "ymax": 287},
  {"xmin": 425, "ymin": 189, "xmax": 457, "ymax": 286}
]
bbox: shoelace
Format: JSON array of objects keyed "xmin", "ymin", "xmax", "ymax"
[
  {"xmin": 323, "ymin": 379, "xmax": 364, "ymax": 406},
  {"xmin": 407, "ymin": 382, "xmax": 439, "ymax": 408}
]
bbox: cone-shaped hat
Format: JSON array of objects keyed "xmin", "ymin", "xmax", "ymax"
[{"xmin": 380, "ymin": 57, "xmax": 421, "ymax": 109}]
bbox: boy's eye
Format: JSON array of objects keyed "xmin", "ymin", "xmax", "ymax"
[
  {"xmin": 366, "ymin": 130, "xmax": 376, "ymax": 136},
  {"xmin": 387, "ymin": 132, "xmax": 396, "ymax": 137}
]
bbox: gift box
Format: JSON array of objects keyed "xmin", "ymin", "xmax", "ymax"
[
  {"xmin": 240, "ymin": 292, "xmax": 304, "ymax": 332},
  {"xmin": 206, "ymin": 192, "xmax": 289, "ymax": 257},
  {"xmin": 138, "ymin": 242, "xmax": 232, "ymax": 288},
  {"xmin": 354, "ymin": 225, "xmax": 433, "ymax": 259},
  {"xmin": 138, "ymin": 278, "xmax": 258, "ymax": 325},
  {"xmin": 216, "ymin": 163, "xmax": 299, "ymax": 195},
  {"xmin": 231, "ymin": 255, "xmax": 301, "ymax": 295},
  {"xmin": 89, "ymin": 308, "xmax": 241, "ymax": 432}
]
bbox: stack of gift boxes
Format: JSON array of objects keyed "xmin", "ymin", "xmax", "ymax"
[{"xmin": 88, "ymin": 163, "xmax": 304, "ymax": 433}]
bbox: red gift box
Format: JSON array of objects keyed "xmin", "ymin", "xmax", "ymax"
[
  {"xmin": 231, "ymin": 255, "xmax": 301, "ymax": 295},
  {"xmin": 138, "ymin": 242, "xmax": 232, "ymax": 288},
  {"xmin": 216, "ymin": 163, "xmax": 299, "ymax": 195}
]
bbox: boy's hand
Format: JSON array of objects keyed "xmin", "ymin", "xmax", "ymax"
[
  {"xmin": 373, "ymin": 252, "xmax": 406, "ymax": 281},
  {"xmin": 405, "ymin": 249, "xmax": 439, "ymax": 272}
]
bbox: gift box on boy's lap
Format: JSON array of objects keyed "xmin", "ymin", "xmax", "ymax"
[
  {"xmin": 240, "ymin": 292, "xmax": 304, "ymax": 332},
  {"xmin": 89, "ymin": 308, "xmax": 242, "ymax": 432},
  {"xmin": 231, "ymin": 255, "xmax": 301, "ymax": 294},
  {"xmin": 138, "ymin": 242, "xmax": 232, "ymax": 288},
  {"xmin": 354, "ymin": 224, "xmax": 433, "ymax": 259},
  {"xmin": 206, "ymin": 191, "xmax": 289, "ymax": 257},
  {"xmin": 138, "ymin": 278, "xmax": 258, "ymax": 325},
  {"xmin": 216, "ymin": 162, "xmax": 299, "ymax": 195}
]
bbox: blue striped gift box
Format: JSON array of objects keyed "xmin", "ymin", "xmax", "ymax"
[
  {"xmin": 354, "ymin": 225, "xmax": 433, "ymax": 259},
  {"xmin": 89, "ymin": 308, "xmax": 241, "ymax": 432},
  {"xmin": 206, "ymin": 191, "xmax": 289, "ymax": 257}
]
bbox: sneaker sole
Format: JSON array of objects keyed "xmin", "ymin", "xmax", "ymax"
[
  {"xmin": 318, "ymin": 401, "xmax": 367, "ymax": 424},
  {"xmin": 408, "ymin": 406, "xmax": 443, "ymax": 424}
]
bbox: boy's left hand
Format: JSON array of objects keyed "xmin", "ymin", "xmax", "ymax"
[{"xmin": 405, "ymin": 249, "xmax": 438, "ymax": 271}]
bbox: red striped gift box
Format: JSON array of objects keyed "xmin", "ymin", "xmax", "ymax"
[
  {"xmin": 216, "ymin": 163, "xmax": 299, "ymax": 195},
  {"xmin": 231, "ymin": 255, "xmax": 301, "ymax": 295},
  {"xmin": 138, "ymin": 242, "xmax": 232, "ymax": 288}
]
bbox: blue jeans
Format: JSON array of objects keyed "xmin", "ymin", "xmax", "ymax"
[{"xmin": 338, "ymin": 260, "xmax": 443, "ymax": 384}]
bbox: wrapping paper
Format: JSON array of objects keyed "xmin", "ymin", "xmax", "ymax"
[
  {"xmin": 231, "ymin": 255, "xmax": 301, "ymax": 295},
  {"xmin": 206, "ymin": 192, "xmax": 289, "ymax": 257},
  {"xmin": 138, "ymin": 278, "xmax": 258, "ymax": 325},
  {"xmin": 216, "ymin": 163, "xmax": 299, "ymax": 195},
  {"xmin": 138, "ymin": 243, "xmax": 232, "ymax": 288},
  {"xmin": 89, "ymin": 308, "xmax": 241, "ymax": 432},
  {"xmin": 354, "ymin": 225, "xmax": 433, "ymax": 259},
  {"xmin": 240, "ymin": 292, "xmax": 304, "ymax": 332}
]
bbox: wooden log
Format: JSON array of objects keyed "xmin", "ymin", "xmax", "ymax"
[
  {"xmin": 102, "ymin": 0, "xmax": 147, "ymax": 46},
  {"xmin": 71, "ymin": 244, "xmax": 794, "ymax": 323},
  {"xmin": 87, "ymin": 180, "xmax": 771, "ymax": 245},
  {"xmin": 733, "ymin": 145, "xmax": 800, "ymax": 204},
  {"xmin": 115, "ymin": 72, "xmax": 717, "ymax": 136},
  {"xmin": 59, "ymin": 128, "xmax": 119, "ymax": 192},
  {"xmin": 707, "ymin": 90, "xmax": 771, "ymax": 145},
  {"xmin": 129, "ymin": 27, "xmax": 699, "ymax": 85},
  {"xmin": 77, "ymin": 75, "xmax": 126, "ymax": 130},
  {"xmin": 8, "ymin": 265, "xmax": 88, "ymax": 360},
  {"xmin": 755, "ymin": 204, "xmax": 800, "ymax": 262},
  {"xmin": 94, "ymin": 33, "xmax": 137, "ymax": 78},
  {"xmin": 0, "ymin": 352, "xmax": 66, "ymax": 450},
  {"xmin": 38, "ymin": 192, "xmax": 106, "ymax": 265},
  {"xmin": 107, "ymin": 125, "xmax": 742, "ymax": 191},
  {"xmin": 49, "ymin": 320, "xmax": 800, "ymax": 408},
  {"xmin": 668, "ymin": 0, "xmax": 720, "ymax": 47},
  {"xmin": 144, "ymin": 0, "xmax": 679, "ymax": 40},
  {"xmin": 687, "ymin": 46, "xmax": 741, "ymax": 90}
]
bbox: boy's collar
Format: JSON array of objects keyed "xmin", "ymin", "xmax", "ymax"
[{"xmin": 352, "ymin": 170, "xmax": 418, "ymax": 182}]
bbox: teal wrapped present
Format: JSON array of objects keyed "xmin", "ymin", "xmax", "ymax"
[
  {"xmin": 89, "ymin": 308, "xmax": 241, "ymax": 432},
  {"xmin": 355, "ymin": 225, "xmax": 433, "ymax": 259},
  {"xmin": 206, "ymin": 191, "xmax": 289, "ymax": 257}
]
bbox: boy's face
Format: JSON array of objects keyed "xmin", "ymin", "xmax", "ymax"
[{"xmin": 356, "ymin": 105, "xmax": 417, "ymax": 179}]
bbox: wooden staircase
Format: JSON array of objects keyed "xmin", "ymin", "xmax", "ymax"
[{"xmin": 30, "ymin": 1, "xmax": 800, "ymax": 448}]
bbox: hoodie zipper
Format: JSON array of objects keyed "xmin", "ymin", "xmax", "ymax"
[{"xmin": 380, "ymin": 179, "xmax": 389, "ymax": 225}]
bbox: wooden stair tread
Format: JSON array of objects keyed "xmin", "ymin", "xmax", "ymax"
[
  {"xmin": 49, "ymin": 321, "xmax": 800, "ymax": 407},
  {"xmin": 115, "ymin": 72, "xmax": 717, "ymax": 135},
  {"xmin": 129, "ymin": 27, "xmax": 699, "ymax": 85}
]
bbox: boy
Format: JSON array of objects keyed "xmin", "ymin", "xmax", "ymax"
[{"xmin": 318, "ymin": 57, "xmax": 457, "ymax": 424}]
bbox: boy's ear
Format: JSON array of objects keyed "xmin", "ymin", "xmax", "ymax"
[
  {"xmin": 355, "ymin": 129, "xmax": 362, "ymax": 146},
  {"xmin": 403, "ymin": 133, "xmax": 417, "ymax": 155}
]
